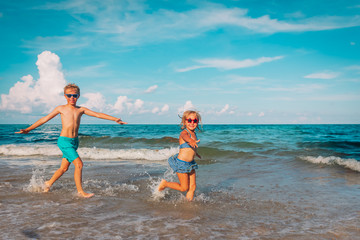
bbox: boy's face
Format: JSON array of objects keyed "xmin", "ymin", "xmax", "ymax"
[{"xmin": 64, "ymin": 88, "xmax": 79, "ymax": 106}]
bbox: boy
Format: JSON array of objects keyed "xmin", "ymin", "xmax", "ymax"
[{"xmin": 16, "ymin": 83, "xmax": 127, "ymax": 198}]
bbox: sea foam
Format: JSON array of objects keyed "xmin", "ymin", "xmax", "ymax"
[
  {"xmin": 0, "ymin": 144, "xmax": 178, "ymax": 161},
  {"xmin": 300, "ymin": 156, "xmax": 360, "ymax": 172}
]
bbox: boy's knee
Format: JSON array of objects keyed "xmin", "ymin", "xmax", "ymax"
[
  {"xmin": 60, "ymin": 166, "xmax": 69, "ymax": 173},
  {"xmin": 75, "ymin": 162, "xmax": 83, "ymax": 170},
  {"xmin": 73, "ymin": 158, "xmax": 83, "ymax": 168}
]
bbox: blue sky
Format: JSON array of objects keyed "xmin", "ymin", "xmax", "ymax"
[{"xmin": 0, "ymin": 0, "xmax": 359, "ymax": 124}]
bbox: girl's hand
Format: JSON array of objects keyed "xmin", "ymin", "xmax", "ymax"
[
  {"xmin": 188, "ymin": 139, "xmax": 200, "ymax": 148},
  {"xmin": 115, "ymin": 119, "xmax": 128, "ymax": 125},
  {"xmin": 15, "ymin": 129, "xmax": 30, "ymax": 134}
]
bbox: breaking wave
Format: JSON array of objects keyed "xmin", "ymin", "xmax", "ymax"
[{"xmin": 300, "ymin": 156, "xmax": 360, "ymax": 172}]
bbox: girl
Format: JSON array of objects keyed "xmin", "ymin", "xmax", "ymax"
[{"xmin": 158, "ymin": 110, "xmax": 202, "ymax": 201}]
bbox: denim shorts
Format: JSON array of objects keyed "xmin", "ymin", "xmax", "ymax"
[{"xmin": 168, "ymin": 153, "xmax": 198, "ymax": 173}]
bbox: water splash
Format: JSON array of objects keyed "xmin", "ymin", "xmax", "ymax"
[
  {"xmin": 24, "ymin": 168, "xmax": 46, "ymax": 193},
  {"xmin": 148, "ymin": 168, "xmax": 177, "ymax": 201}
]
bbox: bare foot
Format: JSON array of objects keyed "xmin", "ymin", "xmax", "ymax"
[
  {"xmin": 186, "ymin": 191, "xmax": 194, "ymax": 201},
  {"xmin": 158, "ymin": 179, "xmax": 167, "ymax": 191},
  {"xmin": 78, "ymin": 192, "xmax": 94, "ymax": 198},
  {"xmin": 43, "ymin": 181, "xmax": 51, "ymax": 193}
]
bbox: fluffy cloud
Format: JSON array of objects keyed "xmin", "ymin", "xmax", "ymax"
[
  {"xmin": 82, "ymin": 92, "xmax": 108, "ymax": 111},
  {"xmin": 0, "ymin": 51, "xmax": 66, "ymax": 113},
  {"xmin": 178, "ymin": 100, "xmax": 195, "ymax": 113},
  {"xmin": 177, "ymin": 56, "xmax": 283, "ymax": 72},
  {"xmin": 112, "ymin": 96, "xmax": 146, "ymax": 114},
  {"xmin": 144, "ymin": 85, "xmax": 158, "ymax": 93},
  {"xmin": 152, "ymin": 104, "xmax": 169, "ymax": 115}
]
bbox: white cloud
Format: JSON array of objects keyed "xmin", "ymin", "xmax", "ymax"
[
  {"xmin": 178, "ymin": 100, "xmax": 195, "ymax": 113},
  {"xmin": 113, "ymin": 96, "xmax": 128, "ymax": 113},
  {"xmin": 144, "ymin": 85, "xmax": 158, "ymax": 93},
  {"xmin": 152, "ymin": 104, "xmax": 169, "ymax": 115},
  {"xmin": 304, "ymin": 72, "xmax": 340, "ymax": 79},
  {"xmin": 177, "ymin": 56, "xmax": 283, "ymax": 72},
  {"xmin": 0, "ymin": 51, "xmax": 67, "ymax": 113},
  {"xmin": 34, "ymin": 1, "xmax": 360, "ymax": 48},
  {"xmin": 112, "ymin": 96, "xmax": 146, "ymax": 114},
  {"xmin": 152, "ymin": 107, "xmax": 159, "ymax": 114},
  {"xmin": 134, "ymin": 99, "xmax": 144, "ymax": 110},
  {"xmin": 217, "ymin": 104, "xmax": 229, "ymax": 114},
  {"xmin": 259, "ymin": 112, "xmax": 265, "ymax": 117},
  {"xmin": 82, "ymin": 92, "xmax": 107, "ymax": 111},
  {"xmin": 161, "ymin": 104, "xmax": 169, "ymax": 113}
]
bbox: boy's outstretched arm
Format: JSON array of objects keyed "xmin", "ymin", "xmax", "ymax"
[
  {"xmin": 83, "ymin": 108, "xmax": 127, "ymax": 124},
  {"xmin": 16, "ymin": 107, "xmax": 61, "ymax": 134}
]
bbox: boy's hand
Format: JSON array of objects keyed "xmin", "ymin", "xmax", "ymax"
[
  {"xmin": 15, "ymin": 129, "xmax": 30, "ymax": 134},
  {"xmin": 115, "ymin": 119, "xmax": 128, "ymax": 125}
]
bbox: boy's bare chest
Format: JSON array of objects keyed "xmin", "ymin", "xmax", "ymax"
[{"xmin": 60, "ymin": 107, "xmax": 84, "ymax": 121}]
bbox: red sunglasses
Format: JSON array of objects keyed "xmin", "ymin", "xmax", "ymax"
[{"xmin": 186, "ymin": 118, "xmax": 198, "ymax": 123}]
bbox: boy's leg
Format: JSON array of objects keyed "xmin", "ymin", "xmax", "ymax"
[
  {"xmin": 44, "ymin": 158, "xmax": 70, "ymax": 192},
  {"xmin": 72, "ymin": 157, "xmax": 94, "ymax": 198},
  {"xmin": 186, "ymin": 170, "xmax": 196, "ymax": 201},
  {"xmin": 158, "ymin": 173, "xmax": 189, "ymax": 192}
]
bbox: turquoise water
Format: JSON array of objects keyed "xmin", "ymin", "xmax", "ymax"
[{"xmin": 1, "ymin": 124, "xmax": 359, "ymax": 239}]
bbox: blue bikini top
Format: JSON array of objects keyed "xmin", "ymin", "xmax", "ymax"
[{"xmin": 179, "ymin": 129, "xmax": 198, "ymax": 149}]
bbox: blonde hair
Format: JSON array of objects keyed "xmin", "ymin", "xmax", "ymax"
[
  {"xmin": 64, "ymin": 83, "xmax": 80, "ymax": 94},
  {"xmin": 180, "ymin": 110, "xmax": 202, "ymax": 130}
]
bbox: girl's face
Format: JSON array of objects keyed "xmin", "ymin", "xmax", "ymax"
[{"xmin": 185, "ymin": 113, "xmax": 198, "ymax": 131}]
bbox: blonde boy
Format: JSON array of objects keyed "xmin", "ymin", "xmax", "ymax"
[{"xmin": 17, "ymin": 83, "xmax": 127, "ymax": 198}]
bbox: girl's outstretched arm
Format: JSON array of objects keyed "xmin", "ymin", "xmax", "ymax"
[{"xmin": 180, "ymin": 130, "xmax": 200, "ymax": 148}]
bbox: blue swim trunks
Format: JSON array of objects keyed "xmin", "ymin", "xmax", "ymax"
[
  {"xmin": 57, "ymin": 136, "xmax": 79, "ymax": 163},
  {"xmin": 168, "ymin": 153, "xmax": 198, "ymax": 174}
]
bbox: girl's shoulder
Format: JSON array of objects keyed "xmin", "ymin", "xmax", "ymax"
[{"xmin": 180, "ymin": 128, "xmax": 197, "ymax": 139}]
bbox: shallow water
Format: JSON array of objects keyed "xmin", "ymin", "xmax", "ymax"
[{"xmin": 1, "ymin": 124, "xmax": 360, "ymax": 239}]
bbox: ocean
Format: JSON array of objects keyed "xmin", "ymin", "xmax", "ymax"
[{"xmin": 0, "ymin": 124, "xmax": 359, "ymax": 239}]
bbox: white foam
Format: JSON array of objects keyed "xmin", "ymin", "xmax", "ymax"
[
  {"xmin": 300, "ymin": 156, "xmax": 360, "ymax": 172},
  {"xmin": 0, "ymin": 144, "xmax": 178, "ymax": 161},
  {"xmin": 0, "ymin": 144, "xmax": 60, "ymax": 157},
  {"xmin": 79, "ymin": 147, "xmax": 178, "ymax": 161}
]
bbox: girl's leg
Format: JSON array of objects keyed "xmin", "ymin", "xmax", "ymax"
[
  {"xmin": 73, "ymin": 157, "xmax": 94, "ymax": 198},
  {"xmin": 186, "ymin": 170, "xmax": 196, "ymax": 201},
  {"xmin": 44, "ymin": 158, "xmax": 70, "ymax": 192},
  {"xmin": 158, "ymin": 172, "xmax": 189, "ymax": 192}
]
